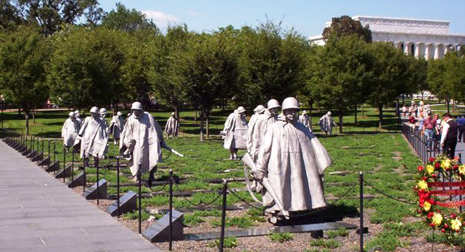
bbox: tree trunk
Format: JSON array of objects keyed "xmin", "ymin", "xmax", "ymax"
[
  {"xmin": 402, "ymin": 94, "xmax": 405, "ymax": 106},
  {"xmin": 378, "ymin": 103, "xmax": 383, "ymax": 130},
  {"xmin": 355, "ymin": 104, "xmax": 358, "ymax": 125},
  {"xmin": 338, "ymin": 107, "xmax": 343, "ymax": 134},
  {"xmin": 194, "ymin": 110, "xmax": 197, "ymax": 123},
  {"xmin": 25, "ymin": 113, "xmax": 30, "ymax": 136},
  {"xmin": 206, "ymin": 113, "xmax": 210, "ymax": 139},
  {"xmin": 307, "ymin": 100, "xmax": 313, "ymax": 115},
  {"xmin": 199, "ymin": 111, "xmax": 204, "ymax": 141}
]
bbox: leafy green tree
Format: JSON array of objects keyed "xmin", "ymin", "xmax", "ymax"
[
  {"xmin": 237, "ymin": 21, "xmax": 308, "ymax": 108},
  {"xmin": 182, "ymin": 32, "xmax": 239, "ymax": 140},
  {"xmin": 47, "ymin": 27, "xmax": 125, "ymax": 110},
  {"xmin": 322, "ymin": 15, "xmax": 372, "ymax": 43},
  {"xmin": 149, "ymin": 25, "xmax": 192, "ymax": 114},
  {"xmin": 366, "ymin": 42, "xmax": 411, "ymax": 129},
  {"xmin": 306, "ymin": 34, "xmax": 373, "ymax": 132},
  {"xmin": 443, "ymin": 51, "xmax": 465, "ymax": 111},
  {"xmin": 0, "ymin": 1, "xmax": 24, "ymax": 31},
  {"xmin": 11, "ymin": 0, "xmax": 103, "ymax": 35},
  {"xmin": 101, "ymin": 3, "xmax": 158, "ymax": 33},
  {"xmin": 0, "ymin": 26, "xmax": 50, "ymax": 135}
]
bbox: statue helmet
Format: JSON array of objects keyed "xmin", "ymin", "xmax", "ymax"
[
  {"xmin": 267, "ymin": 99, "xmax": 281, "ymax": 109},
  {"xmin": 256, "ymin": 105, "xmax": 266, "ymax": 114},
  {"xmin": 302, "ymin": 110, "xmax": 308, "ymax": 115},
  {"xmin": 281, "ymin": 97, "xmax": 300, "ymax": 111},
  {"xmin": 90, "ymin": 106, "xmax": 99, "ymax": 114},
  {"xmin": 116, "ymin": 111, "xmax": 123, "ymax": 116},
  {"xmin": 131, "ymin": 102, "xmax": 143, "ymax": 111},
  {"xmin": 74, "ymin": 110, "xmax": 80, "ymax": 116},
  {"xmin": 327, "ymin": 111, "xmax": 332, "ymax": 116},
  {"xmin": 69, "ymin": 112, "xmax": 75, "ymax": 117},
  {"xmin": 237, "ymin": 106, "xmax": 246, "ymax": 114},
  {"xmin": 99, "ymin": 108, "xmax": 107, "ymax": 114}
]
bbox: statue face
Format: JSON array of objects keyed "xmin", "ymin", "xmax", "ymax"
[
  {"xmin": 269, "ymin": 108, "xmax": 279, "ymax": 115},
  {"xmin": 91, "ymin": 113, "xmax": 99, "ymax": 119},
  {"xmin": 132, "ymin": 109, "xmax": 142, "ymax": 118},
  {"xmin": 283, "ymin": 109, "xmax": 298, "ymax": 122}
]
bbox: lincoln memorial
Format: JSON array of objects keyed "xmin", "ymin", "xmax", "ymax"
[{"xmin": 309, "ymin": 16, "xmax": 465, "ymax": 59}]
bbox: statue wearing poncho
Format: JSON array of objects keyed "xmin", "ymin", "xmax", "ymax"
[
  {"xmin": 119, "ymin": 102, "xmax": 170, "ymax": 183},
  {"xmin": 255, "ymin": 97, "xmax": 332, "ymax": 214},
  {"xmin": 77, "ymin": 107, "xmax": 109, "ymax": 161}
]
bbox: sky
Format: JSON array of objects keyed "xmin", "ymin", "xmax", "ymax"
[{"xmin": 98, "ymin": 0, "xmax": 465, "ymax": 37}]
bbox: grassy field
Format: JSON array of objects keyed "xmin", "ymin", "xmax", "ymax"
[{"xmin": 1, "ymin": 102, "xmax": 464, "ymax": 251}]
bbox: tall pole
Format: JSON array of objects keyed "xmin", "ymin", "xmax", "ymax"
[
  {"xmin": 219, "ymin": 179, "xmax": 228, "ymax": 252},
  {"xmin": 138, "ymin": 163, "xmax": 142, "ymax": 234},
  {"xmin": 359, "ymin": 172, "xmax": 364, "ymax": 252},
  {"xmin": 116, "ymin": 157, "xmax": 120, "ymax": 218},
  {"xmin": 96, "ymin": 154, "xmax": 99, "ymax": 206},
  {"xmin": 169, "ymin": 169, "xmax": 173, "ymax": 251}
]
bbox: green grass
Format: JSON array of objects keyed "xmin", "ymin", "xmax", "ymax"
[
  {"xmin": 2, "ymin": 101, "xmax": 464, "ymax": 251},
  {"xmin": 268, "ymin": 232, "xmax": 293, "ymax": 243},
  {"xmin": 326, "ymin": 227, "xmax": 349, "ymax": 239},
  {"xmin": 208, "ymin": 236, "xmax": 238, "ymax": 248},
  {"xmin": 309, "ymin": 238, "xmax": 341, "ymax": 249}
]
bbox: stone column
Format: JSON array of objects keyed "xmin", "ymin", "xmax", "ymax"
[
  {"xmin": 404, "ymin": 42, "xmax": 410, "ymax": 55},
  {"xmin": 414, "ymin": 43, "xmax": 422, "ymax": 59},
  {"xmin": 424, "ymin": 43, "xmax": 431, "ymax": 60},
  {"xmin": 434, "ymin": 44, "xmax": 440, "ymax": 59}
]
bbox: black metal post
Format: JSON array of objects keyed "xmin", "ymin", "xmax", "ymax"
[
  {"xmin": 48, "ymin": 139, "xmax": 51, "ymax": 160},
  {"xmin": 41, "ymin": 138, "xmax": 44, "ymax": 161},
  {"xmin": 53, "ymin": 140, "xmax": 57, "ymax": 163},
  {"xmin": 169, "ymin": 169, "xmax": 173, "ymax": 251},
  {"xmin": 359, "ymin": 172, "xmax": 364, "ymax": 252},
  {"xmin": 219, "ymin": 179, "xmax": 228, "ymax": 252},
  {"xmin": 138, "ymin": 163, "xmax": 142, "ymax": 234},
  {"xmin": 96, "ymin": 154, "xmax": 99, "ymax": 206},
  {"xmin": 83, "ymin": 161, "xmax": 86, "ymax": 193},
  {"xmin": 116, "ymin": 157, "xmax": 120, "ymax": 218},
  {"xmin": 63, "ymin": 148, "xmax": 66, "ymax": 183},
  {"xmin": 71, "ymin": 148, "xmax": 75, "ymax": 183}
]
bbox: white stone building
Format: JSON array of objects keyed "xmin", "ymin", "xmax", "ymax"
[{"xmin": 309, "ymin": 16, "xmax": 465, "ymax": 59}]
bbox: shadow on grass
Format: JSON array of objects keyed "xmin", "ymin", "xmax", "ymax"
[{"xmin": 275, "ymin": 203, "xmax": 359, "ymax": 226}]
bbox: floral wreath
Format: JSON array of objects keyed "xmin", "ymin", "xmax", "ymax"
[{"xmin": 414, "ymin": 155, "xmax": 465, "ymax": 235}]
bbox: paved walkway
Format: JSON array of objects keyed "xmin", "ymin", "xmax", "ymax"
[{"xmin": 0, "ymin": 140, "xmax": 161, "ymax": 252}]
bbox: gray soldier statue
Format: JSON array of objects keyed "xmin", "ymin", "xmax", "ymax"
[
  {"xmin": 223, "ymin": 106, "xmax": 248, "ymax": 160},
  {"xmin": 255, "ymin": 97, "xmax": 331, "ymax": 219}
]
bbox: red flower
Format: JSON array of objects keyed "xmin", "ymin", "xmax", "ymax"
[
  {"xmin": 437, "ymin": 210, "xmax": 441, "ymax": 213},
  {"xmin": 435, "ymin": 162, "xmax": 441, "ymax": 169},
  {"xmin": 418, "ymin": 166, "xmax": 424, "ymax": 171},
  {"xmin": 453, "ymin": 165, "xmax": 459, "ymax": 170},
  {"xmin": 454, "ymin": 156, "xmax": 460, "ymax": 161},
  {"xmin": 444, "ymin": 224, "xmax": 449, "ymax": 229},
  {"xmin": 431, "ymin": 174, "xmax": 438, "ymax": 178},
  {"xmin": 428, "ymin": 212, "xmax": 434, "ymax": 218},
  {"xmin": 422, "ymin": 176, "xmax": 428, "ymax": 181},
  {"xmin": 441, "ymin": 229, "xmax": 445, "ymax": 233},
  {"xmin": 429, "ymin": 223, "xmax": 436, "ymax": 227},
  {"xmin": 451, "ymin": 213, "xmax": 457, "ymax": 219},
  {"xmin": 429, "ymin": 157, "xmax": 436, "ymax": 162}
]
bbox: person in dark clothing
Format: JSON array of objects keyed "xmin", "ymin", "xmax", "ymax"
[
  {"xmin": 440, "ymin": 113, "xmax": 458, "ymax": 159},
  {"xmin": 457, "ymin": 115, "xmax": 465, "ymax": 143}
]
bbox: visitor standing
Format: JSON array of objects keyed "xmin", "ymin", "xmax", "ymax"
[
  {"xmin": 440, "ymin": 113, "xmax": 458, "ymax": 159},
  {"xmin": 457, "ymin": 115, "xmax": 465, "ymax": 143}
]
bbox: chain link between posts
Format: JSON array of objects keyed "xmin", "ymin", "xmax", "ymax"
[{"xmin": 362, "ymin": 178, "xmax": 415, "ymax": 205}]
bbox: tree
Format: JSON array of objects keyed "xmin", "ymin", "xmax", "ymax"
[
  {"xmin": 237, "ymin": 21, "xmax": 308, "ymax": 108},
  {"xmin": 306, "ymin": 34, "xmax": 373, "ymax": 132},
  {"xmin": 322, "ymin": 15, "xmax": 372, "ymax": 43},
  {"xmin": 101, "ymin": 3, "xmax": 158, "ymax": 33},
  {"xmin": 149, "ymin": 25, "xmax": 192, "ymax": 114},
  {"xmin": 442, "ymin": 50, "xmax": 465, "ymax": 111},
  {"xmin": 47, "ymin": 27, "xmax": 125, "ymax": 110},
  {"xmin": 367, "ymin": 42, "xmax": 411, "ymax": 129},
  {"xmin": 11, "ymin": 0, "xmax": 103, "ymax": 35},
  {"xmin": 0, "ymin": 1, "xmax": 24, "ymax": 31},
  {"xmin": 182, "ymin": 32, "xmax": 239, "ymax": 140},
  {"xmin": 0, "ymin": 26, "xmax": 50, "ymax": 135}
]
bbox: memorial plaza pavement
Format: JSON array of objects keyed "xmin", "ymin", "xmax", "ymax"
[{"xmin": 0, "ymin": 140, "xmax": 161, "ymax": 252}]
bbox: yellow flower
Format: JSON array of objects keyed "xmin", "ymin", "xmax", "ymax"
[
  {"xmin": 451, "ymin": 219, "xmax": 462, "ymax": 231},
  {"xmin": 432, "ymin": 213, "xmax": 443, "ymax": 226},
  {"xmin": 459, "ymin": 165, "xmax": 465, "ymax": 175},
  {"xmin": 426, "ymin": 165, "xmax": 434, "ymax": 174},
  {"xmin": 441, "ymin": 160, "xmax": 451, "ymax": 169},
  {"xmin": 423, "ymin": 201, "xmax": 431, "ymax": 211},
  {"xmin": 417, "ymin": 180, "xmax": 428, "ymax": 191}
]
